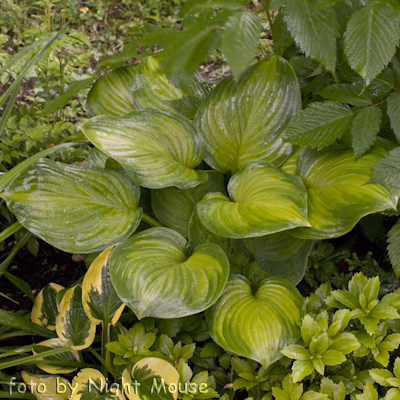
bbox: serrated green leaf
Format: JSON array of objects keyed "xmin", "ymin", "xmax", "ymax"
[
  {"xmin": 369, "ymin": 146, "xmax": 400, "ymax": 189},
  {"xmin": 320, "ymin": 377, "xmax": 346, "ymax": 400},
  {"xmin": 369, "ymin": 369, "xmax": 393, "ymax": 387},
  {"xmin": 388, "ymin": 220, "xmax": 400, "ymax": 277},
  {"xmin": 200, "ymin": 342, "xmax": 223, "ymax": 358},
  {"xmin": 318, "ymin": 84, "xmax": 372, "ymax": 107},
  {"xmin": 195, "ymin": 56, "xmax": 301, "ymax": 174},
  {"xmin": 109, "ymin": 227, "xmax": 229, "ymax": 319},
  {"xmin": 81, "ymin": 109, "xmax": 207, "ymax": 189},
  {"xmin": 283, "ymin": 101, "xmax": 353, "ymax": 149},
  {"xmin": 321, "ymin": 349, "xmax": 346, "ymax": 366},
  {"xmin": 271, "ymin": 11, "xmax": 294, "ymax": 56},
  {"xmin": 344, "ymin": 2, "xmax": 400, "ymax": 85},
  {"xmin": 281, "ymin": 345, "xmax": 311, "ymax": 360},
  {"xmin": 387, "ymin": 92, "xmax": 400, "ymax": 142},
  {"xmin": 329, "ymin": 332, "xmax": 360, "ymax": 355},
  {"xmin": 206, "ymin": 275, "xmax": 304, "ymax": 368},
  {"xmin": 351, "ymin": 106, "xmax": 382, "ymax": 157},
  {"xmin": 1, "ymin": 159, "xmax": 142, "ymax": 253},
  {"xmin": 292, "ymin": 360, "xmax": 315, "ymax": 383},
  {"xmin": 356, "ymin": 381, "xmax": 378, "ymax": 400},
  {"xmin": 197, "ymin": 162, "xmax": 309, "ymax": 238}
]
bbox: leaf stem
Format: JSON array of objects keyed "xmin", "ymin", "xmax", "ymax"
[{"xmin": 142, "ymin": 213, "xmax": 164, "ymax": 228}]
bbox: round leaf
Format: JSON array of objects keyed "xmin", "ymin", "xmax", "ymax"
[
  {"xmin": 81, "ymin": 109, "xmax": 207, "ymax": 189},
  {"xmin": 206, "ymin": 275, "xmax": 304, "ymax": 368},
  {"xmin": 195, "ymin": 55, "xmax": 301, "ymax": 174},
  {"xmin": 1, "ymin": 159, "xmax": 142, "ymax": 253},
  {"xmin": 109, "ymin": 227, "xmax": 230, "ymax": 319},
  {"xmin": 196, "ymin": 161, "xmax": 310, "ymax": 238}
]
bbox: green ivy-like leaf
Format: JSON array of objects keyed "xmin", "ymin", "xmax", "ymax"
[
  {"xmin": 195, "ymin": 55, "xmax": 301, "ymax": 174},
  {"xmin": 206, "ymin": 275, "xmax": 304, "ymax": 368},
  {"xmin": 1, "ymin": 159, "xmax": 142, "ymax": 253},
  {"xmin": 109, "ymin": 228, "xmax": 229, "ymax": 319}
]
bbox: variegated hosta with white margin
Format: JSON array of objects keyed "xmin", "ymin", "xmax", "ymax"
[
  {"xmin": 82, "ymin": 245, "xmax": 125, "ymax": 326},
  {"xmin": 109, "ymin": 227, "xmax": 229, "ymax": 319},
  {"xmin": 86, "ymin": 66, "xmax": 136, "ymax": 117},
  {"xmin": 32, "ymin": 338, "xmax": 80, "ymax": 374},
  {"xmin": 206, "ymin": 275, "xmax": 304, "ymax": 368},
  {"xmin": 1, "ymin": 159, "xmax": 142, "ymax": 253},
  {"xmin": 196, "ymin": 161, "xmax": 310, "ymax": 238},
  {"xmin": 81, "ymin": 109, "xmax": 207, "ymax": 189},
  {"xmin": 289, "ymin": 145, "xmax": 399, "ymax": 240},
  {"xmin": 195, "ymin": 55, "xmax": 301, "ymax": 174},
  {"xmin": 31, "ymin": 282, "xmax": 64, "ymax": 331},
  {"xmin": 22, "ymin": 371, "xmax": 71, "ymax": 400},
  {"xmin": 56, "ymin": 285, "xmax": 96, "ymax": 351},
  {"xmin": 122, "ymin": 357, "xmax": 180, "ymax": 400},
  {"xmin": 70, "ymin": 368, "xmax": 126, "ymax": 400},
  {"xmin": 151, "ymin": 170, "xmax": 226, "ymax": 237},
  {"xmin": 232, "ymin": 232, "xmax": 313, "ymax": 285}
]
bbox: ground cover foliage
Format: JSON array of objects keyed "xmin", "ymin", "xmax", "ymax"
[{"xmin": 2, "ymin": 1, "xmax": 400, "ymax": 400}]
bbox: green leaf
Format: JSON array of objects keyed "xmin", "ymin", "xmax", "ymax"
[
  {"xmin": 351, "ymin": 106, "xmax": 382, "ymax": 157},
  {"xmin": 1, "ymin": 159, "xmax": 142, "ymax": 253},
  {"xmin": 86, "ymin": 66, "xmax": 136, "ymax": 117},
  {"xmin": 152, "ymin": 171, "xmax": 225, "ymax": 237},
  {"xmin": 222, "ymin": 11, "xmax": 263, "ymax": 80},
  {"xmin": 318, "ymin": 84, "xmax": 372, "ymax": 107},
  {"xmin": 195, "ymin": 55, "xmax": 301, "ymax": 174},
  {"xmin": 387, "ymin": 92, "xmax": 400, "ymax": 142},
  {"xmin": 388, "ymin": 220, "xmax": 400, "ymax": 277},
  {"xmin": 271, "ymin": 11, "xmax": 294, "ymax": 56},
  {"xmin": 81, "ymin": 109, "xmax": 207, "ymax": 189},
  {"xmin": 281, "ymin": 345, "xmax": 311, "ymax": 360},
  {"xmin": 356, "ymin": 381, "xmax": 378, "ymax": 400},
  {"xmin": 344, "ymin": 2, "xmax": 400, "ymax": 85},
  {"xmin": 292, "ymin": 360, "xmax": 315, "ymax": 383},
  {"xmin": 320, "ymin": 378, "xmax": 346, "ymax": 400},
  {"xmin": 329, "ymin": 332, "xmax": 360, "ymax": 355},
  {"xmin": 290, "ymin": 145, "xmax": 398, "ymax": 239},
  {"xmin": 196, "ymin": 162, "xmax": 309, "ymax": 238},
  {"xmin": 283, "ymin": 101, "xmax": 354, "ymax": 149},
  {"xmin": 280, "ymin": 0, "xmax": 339, "ymax": 72},
  {"xmin": 206, "ymin": 275, "xmax": 304, "ymax": 368},
  {"xmin": 200, "ymin": 342, "xmax": 223, "ymax": 358},
  {"xmin": 321, "ymin": 349, "xmax": 346, "ymax": 366},
  {"xmin": 369, "ymin": 369, "xmax": 393, "ymax": 387},
  {"xmin": 22, "ymin": 371, "xmax": 71, "ymax": 400},
  {"xmin": 109, "ymin": 227, "xmax": 229, "ymax": 319},
  {"xmin": 232, "ymin": 232, "xmax": 313, "ymax": 285},
  {"xmin": 369, "ymin": 146, "xmax": 400, "ymax": 189}
]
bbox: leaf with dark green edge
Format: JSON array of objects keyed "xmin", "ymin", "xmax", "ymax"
[
  {"xmin": 351, "ymin": 106, "xmax": 382, "ymax": 157},
  {"xmin": 82, "ymin": 246, "xmax": 124, "ymax": 326},
  {"xmin": 279, "ymin": 0, "xmax": 339, "ymax": 72},
  {"xmin": 86, "ymin": 66, "xmax": 136, "ymax": 117},
  {"xmin": 388, "ymin": 220, "xmax": 400, "ymax": 277},
  {"xmin": 188, "ymin": 207, "xmax": 249, "ymax": 271},
  {"xmin": 318, "ymin": 84, "xmax": 373, "ymax": 107},
  {"xmin": 344, "ymin": 2, "xmax": 400, "ymax": 86},
  {"xmin": 221, "ymin": 11, "xmax": 263, "ymax": 80},
  {"xmin": 282, "ymin": 101, "xmax": 354, "ymax": 149},
  {"xmin": 205, "ymin": 275, "xmax": 304, "ymax": 368},
  {"xmin": 387, "ymin": 92, "xmax": 400, "ymax": 142},
  {"xmin": 109, "ymin": 227, "xmax": 229, "ymax": 319},
  {"xmin": 1, "ymin": 159, "xmax": 142, "ymax": 253},
  {"xmin": 369, "ymin": 146, "xmax": 400, "ymax": 189},
  {"xmin": 131, "ymin": 56, "xmax": 210, "ymax": 120},
  {"xmin": 271, "ymin": 11, "xmax": 294, "ymax": 56},
  {"xmin": 196, "ymin": 161, "xmax": 310, "ymax": 239},
  {"xmin": 56, "ymin": 285, "xmax": 96, "ymax": 350},
  {"xmin": 81, "ymin": 109, "xmax": 207, "ymax": 189},
  {"xmin": 22, "ymin": 371, "xmax": 71, "ymax": 400},
  {"xmin": 151, "ymin": 171, "xmax": 226, "ymax": 237},
  {"xmin": 195, "ymin": 55, "xmax": 301, "ymax": 174},
  {"xmin": 232, "ymin": 232, "xmax": 313, "ymax": 285},
  {"xmin": 289, "ymin": 145, "xmax": 399, "ymax": 240}
]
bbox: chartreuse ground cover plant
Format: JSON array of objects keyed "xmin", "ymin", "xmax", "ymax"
[{"xmin": 3, "ymin": 0, "xmax": 400, "ymax": 399}]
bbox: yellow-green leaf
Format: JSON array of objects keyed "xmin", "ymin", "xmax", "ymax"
[{"xmin": 21, "ymin": 371, "xmax": 71, "ymax": 400}]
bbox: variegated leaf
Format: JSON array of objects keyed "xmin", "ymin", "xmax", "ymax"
[{"xmin": 22, "ymin": 371, "xmax": 71, "ymax": 400}]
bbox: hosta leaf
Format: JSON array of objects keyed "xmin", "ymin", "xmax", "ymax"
[
  {"xmin": 109, "ymin": 228, "xmax": 229, "ymax": 319},
  {"xmin": 369, "ymin": 147, "xmax": 400, "ymax": 189},
  {"xmin": 388, "ymin": 220, "xmax": 400, "ymax": 277},
  {"xmin": 344, "ymin": 2, "xmax": 400, "ymax": 85},
  {"xmin": 151, "ymin": 171, "xmax": 226, "ymax": 237},
  {"xmin": 82, "ymin": 245, "xmax": 125, "ymax": 325},
  {"xmin": 22, "ymin": 371, "xmax": 71, "ymax": 400},
  {"xmin": 32, "ymin": 283, "xmax": 64, "ymax": 331},
  {"xmin": 196, "ymin": 161, "xmax": 310, "ymax": 239},
  {"xmin": 280, "ymin": 0, "xmax": 339, "ymax": 72},
  {"xmin": 188, "ymin": 207, "xmax": 249, "ymax": 270},
  {"xmin": 283, "ymin": 101, "xmax": 354, "ymax": 149},
  {"xmin": 195, "ymin": 55, "xmax": 301, "ymax": 174},
  {"xmin": 387, "ymin": 92, "xmax": 400, "ymax": 142},
  {"xmin": 318, "ymin": 84, "xmax": 372, "ymax": 107},
  {"xmin": 206, "ymin": 275, "xmax": 304, "ymax": 368},
  {"xmin": 351, "ymin": 106, "xmax": 382, "ymax": 157},
  {"xmin": 222, "ymin": 11, "xmax": 263, "ymax": 80},
  {"xmin": 56, "ymin": 285, "xmax": 96, "ymax": 351},
  {"xmin": 290, "ymin": 145, "xmax": 398, "ymax": 239},
  {"xmin": 232, "ymin": 232, "xmax": 313, "ymax": 285},
  {"xmin": 81, "ymin": 109, "xmax": 207, "ymax": 189},
  {"xmin": 1, "ymin": 159, "xmax": 142, "ymax": 253},
  {"xmin": 86, "ymin": 66, "xmax": 136, "ymax": 117}
]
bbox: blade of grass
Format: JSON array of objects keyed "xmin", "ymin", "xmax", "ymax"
[
  {"xmin": 0, "ymin": 222, "xmax": 23, "ymax": 243},
  {"xmin": 4, "ymin": 272, "xmax": 35, "ymax": 302},
  {"xmin": 0, "ymin": 230, "xmax": 31, "ymax": 277},
  {"xmin": 0, "ymin": 81, "xmax": 22, "ymax": 136}
]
